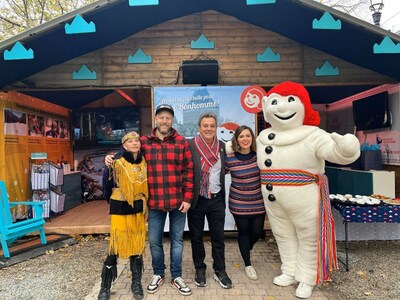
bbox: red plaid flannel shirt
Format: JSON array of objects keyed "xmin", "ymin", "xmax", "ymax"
[{"xmin": 140, "ymin": 128, "xmax": 194, "ymax": 211}]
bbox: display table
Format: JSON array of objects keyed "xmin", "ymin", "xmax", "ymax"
[{"xmin": 332, "ymin": 202, "xmax": 400, "ymax": 271}]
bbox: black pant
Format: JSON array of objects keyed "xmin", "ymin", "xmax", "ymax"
[
  {"xmin": 188, "ymin": 194, "xmax": 226, "ymax": 271},
  {"xmin": 233, "ymin": 213, "xmax": 266, "ymax": 266}
]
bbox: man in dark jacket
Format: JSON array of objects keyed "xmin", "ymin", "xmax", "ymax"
[{"xmin": 187, "ymin": 112, "xmax": 232, "ymax": 289}]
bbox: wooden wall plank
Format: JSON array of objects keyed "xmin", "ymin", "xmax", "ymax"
[{"xmin": 25, "ymin": 11, "xmax": 394, "ymax": 89}]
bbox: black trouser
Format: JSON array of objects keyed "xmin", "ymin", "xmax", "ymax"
[
  {"xmin": 188, "ymin": 193, "xmax": 226, "ymax": 272},
  {"xmin": 233, "ymin": 213, "xmax": 266, "ymax": 266}
]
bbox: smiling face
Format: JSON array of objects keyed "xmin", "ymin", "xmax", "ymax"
[
  {"xmin": 244, "ymin": 90, "xmax": 261, "ymax": 108},
  {"xmin": 198, "ymin": 116, "xmax": 217, "ymax": 145},
  {"xmin": 237, "ymin": 129, "xmax": 253, "ymax": 153},
  {"xmin": 122, "ymin": 137, "xmax": 141, "ymax": 154},
  {"xmin": 218, "ymin": 126, "xmax": 235, "ymax": 142},
  {"xmin": 155, "ymin": 111, "xmax": 173, "ymax": 136},
  {"xmin": 262, "ymin": 93, "xmax": 305, "ymax": 130}
]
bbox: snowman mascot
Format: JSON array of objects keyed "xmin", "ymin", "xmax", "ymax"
[{"xmin": 256, "ymin": 81, "xmax": 360, "ymax": 299}]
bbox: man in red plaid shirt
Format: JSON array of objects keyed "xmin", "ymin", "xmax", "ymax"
[{"xmin": 105, "ymin": 104, "xmax": 194, "ymax": 297}]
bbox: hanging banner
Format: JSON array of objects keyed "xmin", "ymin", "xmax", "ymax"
[
  {"xmin": 154, "ymin": 86, "xmax": 259, "ymax": 139},
  {"xmin": 154, "ymin": 86, "xmax": 260, "ymax": 231}
]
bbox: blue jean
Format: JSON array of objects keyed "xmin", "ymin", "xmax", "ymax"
[{"xmin": 148, "ymin": 209, "xmax": 186, "ymax": 279}]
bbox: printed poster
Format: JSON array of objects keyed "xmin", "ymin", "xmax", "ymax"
[
  {"xmin": 28, "ymin": 114, "xmax": 44, "ymax": 136},
  {"xmin": 357, "ymin": 130, "xmax": 400, "ymax": 165},
  {"xmin": 4, "ymin": 109, "xmax": 27, "ymax": 136},
  {"xmin": 154, "ymin": 86, "xmax": 262, "ymax": 231},
  {"xmin": 45, "ymin": 117, "xmax": 59, "ymax": 138}
]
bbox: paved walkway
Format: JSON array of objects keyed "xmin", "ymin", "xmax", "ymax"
[{"xmin": 86, "ymin": 233, "xmax": 336, "ymax": 300}]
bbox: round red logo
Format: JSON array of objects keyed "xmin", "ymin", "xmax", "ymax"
[{"xmin": 240, "ymin": 86, "xmax": 266, "ymax": 113}]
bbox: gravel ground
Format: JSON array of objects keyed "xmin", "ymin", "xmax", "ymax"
[
  {"xmin": 0, "ymin": 235, "xmax": 108, "ymax": 300},
  {"xmin": 0, "ymin": 235, "xmax": 399, "ymax": 300},
  {"xmin": 321, "ymin": 240, "xmax": 400, "ymax": 300}
]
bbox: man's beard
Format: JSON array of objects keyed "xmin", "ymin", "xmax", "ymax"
[{"xmin": 156, "ymin": 125, "xmax": 171, "ymax": 135}]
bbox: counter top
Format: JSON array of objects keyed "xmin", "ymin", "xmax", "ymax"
[{"xmin": 64, "ymin": 171, "xmax": 81, "ymax": 175}]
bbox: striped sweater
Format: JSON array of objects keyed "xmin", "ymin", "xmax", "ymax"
[{"xmin": 225, "ymin": 151, "xmax": 265, "ymax": 216}]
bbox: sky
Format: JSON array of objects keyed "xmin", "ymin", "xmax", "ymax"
[{"xmin": 379, "ymin": 0, "xmax": 400, "ymax": 32}]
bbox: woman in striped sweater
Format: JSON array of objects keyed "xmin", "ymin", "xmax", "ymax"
[{"xmin": 225, "ymin": 125, "xmax": 266, "ymax": 280}]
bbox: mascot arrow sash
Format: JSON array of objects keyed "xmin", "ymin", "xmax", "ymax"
[{"xmin": 260, "ymin": 169, "xmax": 338, "ymax": 283}]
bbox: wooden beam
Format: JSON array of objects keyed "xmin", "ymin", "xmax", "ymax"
[{"xmin": 116, "ymin": 89, "xmax": 137, "ymax": 106}]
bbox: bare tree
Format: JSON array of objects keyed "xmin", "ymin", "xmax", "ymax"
[
  {"xmin": 0, "ymin": 0, "xmax": 95, "ymax": 41},
  {"xmin": 314, "ymin": 0, "xmax": 398, "ymax": 31},
  {"xmin": 319, "ymin": 0, "xmax": 370, "ymax": 15}
]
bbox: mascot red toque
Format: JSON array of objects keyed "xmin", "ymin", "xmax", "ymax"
[{"xmin": 265, "ymin": 81, "xmax": 320, "ymax": 126}]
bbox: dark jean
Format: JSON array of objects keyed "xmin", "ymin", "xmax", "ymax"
[
  {"xmin": 188, "ymin": 193, "xmax": 226, "ymax": 271},
  {"xmin": 148, "ymin": 209, "xmax": 186, "ymax": 279}
]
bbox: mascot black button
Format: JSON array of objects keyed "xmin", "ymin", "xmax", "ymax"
[
  {"xmin": 265, "ymin": 146, "xmax": 273, "ymax": 154},
  {"xmin": 264, "ymin": 159, "xmax": 272, "ymax": 167},
  {"xmin": 268, "ymin": 133, "xmax": 276, "ymax": 140},
  {"xmin": 268, "ymin": 194, "xmax": 276, "ymax": 202},
  {"xmin": 266, "ymin": 183, "xmax": 273, "ymax": 191}
]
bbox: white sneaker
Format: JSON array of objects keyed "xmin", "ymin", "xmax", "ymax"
[
  {"xmin": 170, "ymin": 277, "xmax": 192, "ymax": 296},
  {"xmin": 273, "ymin": 274, "xmax": 296, "ymax": 286},
  {"xmin": 146, "ymin": 275, "xmax": 164, "ymax": 294},
  {"xmin": 295, "ymin": 282, "xmax": 314, "ymax": 299},
  {"xmin": 245, "ymin": 266, "xmax": 258, "ymax": 280}
]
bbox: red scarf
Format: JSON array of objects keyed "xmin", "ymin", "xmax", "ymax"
[{"xmin": 194, "ymin": 134, "xmax": 219, "ymax": 198}]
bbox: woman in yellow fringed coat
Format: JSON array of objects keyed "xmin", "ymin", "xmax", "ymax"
[{"xmin": 98, "ymin": 131, "xmax": 148, "ymax": 300}]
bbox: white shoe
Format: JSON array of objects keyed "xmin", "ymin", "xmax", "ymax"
[
  {"xmin": 295, "ymin": 282, "xmax": 314, "ymax": 299},
  {"xmin": 245, "ymin": 266, "xmax": 258, "ymax": 280},
  {"xmin": 273, "ymin": 274, "xmax": 296, "ymax": 286}
]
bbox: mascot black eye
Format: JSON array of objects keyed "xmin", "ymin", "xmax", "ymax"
[
  {"xmin": 288, "ymin": 96, "xmax": 295, "ymax": 103},
  {"xmin": 271, "ymin": 99, "xmax": 278, "ymax": 105}
]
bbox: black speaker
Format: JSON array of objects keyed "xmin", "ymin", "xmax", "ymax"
[{"xmin": 181, "ymin": 60, "xmax": 219, "ymax": 85}]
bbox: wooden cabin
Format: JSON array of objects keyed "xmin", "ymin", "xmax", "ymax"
[{"xmin": 0, "ymin": 0, "xmax": 399, "ymax": 233}]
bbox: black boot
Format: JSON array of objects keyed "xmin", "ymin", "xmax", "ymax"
[
  {"xmin": 130, "ymin": 255, "xmax": 144, "ymax": 300},
  {"xmin": 98, "ymin": 261, "xmax": 117, "ymax": 300}
]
